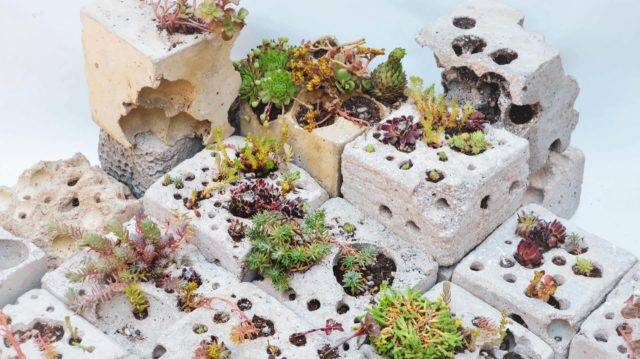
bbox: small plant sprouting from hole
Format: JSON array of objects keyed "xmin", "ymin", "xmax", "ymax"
[
  {"xmin": 227, "ymin": 218, "xmax": 247, "ymax": 242},
  {"xmin": 0, "ymin": 310, "xmax": 26, "ymax": 359},
  {"xmin": 363, "ymin": 144, "xmax": 375, "ymax": 153},
  {"xmin": 616, "ymin": 323, "xmax": 640, "ymax": 359},
  {"xmin": 448, "ymin": 131, "xmax": 490, "ymax": 155},
  {"xmin": 438, "ymin": 151, "xmax": 448, "ymax": 161},
  {"xmin": 279, "ymin": 170, "xmax": 301, "ymax": 195},
  {"xmin": 399, "ymin": 160, "xmax": 413, "ymax": 170},
  {"xmin": 339, "ymin": 247, "xmax": 376, "ymax": 296},
  {"xmin": 564, "ymin": 232, "xmax": 588, "ymax": 255},
  {"xmin": 375, "ymin": 115, "xmax": 422, "ymax": 153},
  {"xmin": 162, "ymin": 174, "xmax": 184, "ymax": 189},
  {"xmin": 525, "ymin": 270, "xmax": 557, "ymax": 304},
  {"xmin": 467, "ymin": 310, "xmax": 510, "ymax": 352},
  {"xmin": 513, "ymin": 212, "xmax": 568, "ymax": 268},
  {"xmin": 573, "ymin": 257, "xmax": 601, "ymax": 278},
  {"xmin": 228, "ymin": 179, "xmax": 305, "ymax": 219},
  {"xmin": 193, "ymin": 335, "xmax": 231, "ymax": 359},
  {"xmin": 426, "ymin": 169, "xmax": 444, "ymax": 183},
  {"xmin": 290, "ymin": 319, "xmax": 344, "ymax": 343},
  {"xmin": 65, "ymin": 316, "xmax": 95, "ymax": 352},
  {"xmin": 515, "ymin": 238, "xmax": 543, "ymax": 268},
  {"xmin": 35, "ymin": 334, "xmax": 59, "ymax": 359}
]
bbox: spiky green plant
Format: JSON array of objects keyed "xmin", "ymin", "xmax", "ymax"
[
  {"xmin": 245, "ymin": 210, "xmax": 332, "ymax": 291},
  {"xmin": 448, "ymin": 131, "xmax": 490, "ymax": 155},
  {"xmin": 574, "ymin": 257, "xmax": 595, "ymax": 275},
  {"xmin": 370, "ymin": 48, "xmax": 407, "ymax": 104}
]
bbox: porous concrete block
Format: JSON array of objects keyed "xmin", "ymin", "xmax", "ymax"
[
  {"xmin": 253, "ymin": 198, "xmax": 437, "ymax": 353},
  {"xmin": 82, "ymin": 0, "xmax": 240, "ymax": 149},
  {"xmin": 143, "ymin": 136, "xmax": 329, "ymax": 279},
  {"xmin": 416, "ymin": 0, "xmax": 579, "ymax": 172},
  {"xmin": 98, "ymin": 129, "xmax": 203, "ymax": 197},
  {"xmin": 0, "ymin": 153, "xmax": 138, "ymax": 268},
  {"xmin": 360, "ymin": 282, "xmax": 554, "ymax": 358},
  {"xmin": 524, "ymin": 147, "xmax": 585, "ymax": 218},
  {"xmin": 452, "ymin": 204, "xmax": 637, "ymax": 357},
  {"xmin": 0, "ymin": 234, "xmax": 46, "ymax": 307},
  {"xmin": 0, "ymin": 289, "xmax": 128, "ymax": 358},
  {"xmin": 341, "ymin": 103, "xmax": 529, "ymax": 266},
  {"xmin": 240, "ymin": 94, "xmax": 388, "ymax": 197},
  {"xmin": 568, "ymin": 268, "xmax": 640, "ymax": 359}
]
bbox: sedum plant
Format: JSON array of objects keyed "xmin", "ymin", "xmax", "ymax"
[
  {"xmin": 338, "ymin": 247, "xmax": 376, "ymax": 296},
  {"xmin": 245, "ymin": 210, "xmax": 332, "ymax": 291},
  {"xmin": 229, "ymin": 179, "xmax": 305, "ymax": 219},
  {"xmin": 448, "ymin": 131, "xmax": 490, "ymax": 155},
  {"xmin": 194, "ymin": 336, "xmax": 231, "ymax": 359},
  {"xmin": 153, "ymin": 0, "xmax": 248, "ymax": 39},
  {"xmin": 375, "ymin": 115, "xmax": 422, "ymax": 153}
]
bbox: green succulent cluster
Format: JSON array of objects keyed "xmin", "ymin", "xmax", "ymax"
[
  {"xmin": 339, "ymin": 247, "xmax": 376, "ymax": 295},
  {"xmin": 370, "ymin": 47, "xmax": 408, "ymax": 105},
  {"xmin": 245, "ymin": 210, "xmax": 332, "ymax": 291},
  {"xmin": 448, "ymin": 131, "xmax": 490, "ymax": 155},
  {"xmin": 574, "ymin": 257, "xmax": 595, "ymax": 275}
]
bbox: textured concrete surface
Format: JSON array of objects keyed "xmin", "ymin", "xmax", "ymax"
[
  {"xmin": 452, "ymin": 204, "xmax": 637, "ymax": 357},
  {"xmin": 342, "ymin": 102, "xmax": 529, "ymax": 266},
  {"xmin": 416, "ymin": 0, "xmax": 579, "ymax": 173},
  {"xmin": 0, "ymin": 234, "xmax": 46, "ymax": 307}
]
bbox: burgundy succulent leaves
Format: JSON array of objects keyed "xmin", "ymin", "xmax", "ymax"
[
  {"xmin": 376, "ymin": 115, "xmax": 423, "ymax": 153},
  {"xmin": 229, "ymin": 179, "xmax": 305, "ymax": 218},
  {"xmin": 513, "ymin": 211, "xmax": 568, "ymax": 268}
]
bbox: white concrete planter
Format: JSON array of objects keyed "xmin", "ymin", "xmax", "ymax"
[
  {"xmin": 143, "ymin": 136, "xmax": 329, "ymax": 279},
  {"xmin": 360, "ymin": 282, "xmax": 554, "ymax": 358},
  {"xmin": 240, "ymin": 93, "xmax": 388, "ymax": 197},
  {"xmin": 341, "ymin": 102, "xmax": 529, "ymax": 266},
  {"xmin": 0, "ymin": 289, "xmax": 128, "ymax": 358},
  {"xmin": 416, "ymin": 0, "xmax": 579, "ymax": 172},
  {"xmin": 452, "ymin": 204, "xmax": 637, "ymax": 357},
  {"xmin": 252, "ymin": 198, "xmax": 437, "ymax": 355},
  {"xmin": 524, "ymin": 147, "xmax": 585, "ymax": 218},
  {"xmin": 0, "ymin": 232, "xmax": 46, "ymax": 307}
]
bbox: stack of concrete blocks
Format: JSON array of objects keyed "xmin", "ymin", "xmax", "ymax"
[
  {"xmin": 143, "ymin": 135, "xmax": 330, "ymax": 279},
  {"xmin": 341, "ymin": 102, "xmax": 530, "ymax": 267},
  {"xmin": 82, "ymin": 0, "xmax": 241, "ymax": 197},
  {"xmin": 452, "ymin": 204, "xmax": 637, "ymax": 357},
  {"xmin": 416, "ymin": 0, "xmax": 584, "ymax": 218},
  {"xmin": 0, "ymin": 227, "xmax": 47, "ymax": 307}
]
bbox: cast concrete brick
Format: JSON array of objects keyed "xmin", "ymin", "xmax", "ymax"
[
  {"xmin": 0, "ymin": 153, "xmax": 138, "ymax": 268},
  {"xmin": 416, "ymin": 0, "xmax": 579, "ymax": 172},
  {"xmin": 82, "ymin": 0, "xmax": 240, "ymax": 149},
  {"xmin": 0, "ymin": 232, "xmax": 47, "ymax": 307},
  {"xmin": 252, "ymin": 198, "xmax": 437, "ymax": 353},
  {"xmin": 239, "ymin": 95, "xmax": 388, "ymax": 197},
  {"xmin": 359, "ymin": 282, "xmax": 554, "ymax": 358},
  {"xmin": 568, "ymin": 268, "xmax": 640, "ymax": 359},
  {"xmin": 0, "ymin": 289, "xmax": 128, "ymax": 358},
  {"xmin": 341, "ymin": 102, "xmax": 529, "ymax": 266},
  {"xmin": 143, "ymin": 136, "xmax": 329, "ymax": 279},
  {"xmin": 452, "ymin": 204, "xmax": 637, "ymax": 357},
  {"xmin": 524, "ymin": 147, "xmax": 585, "ymax": 218}
]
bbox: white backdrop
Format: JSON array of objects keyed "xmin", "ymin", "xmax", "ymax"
[{"xmin": 0, "ymin": 0, "xmax": 638, "ymax": 254}]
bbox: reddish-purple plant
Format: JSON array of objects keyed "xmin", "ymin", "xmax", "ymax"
[
  {"xmin": 546, "ymin": 220, "xmax": 567, "ymax": 248},
  {"xmin": 153, "ymin": 0, "xmax": 247, "ymax": 39},
  {"xmin": 229, "ymin": 179, "xmax": 305, "ymax": 219},
  {"xmin": 290, "ymin": 319, "xmax": 344, "ymax": 340},
  {"xmin": 463, "ymin": 111, "xmax": 487, "ymax": 132},
  {"xmin": 376, "ymin": 115, "xmax": 423, "ymax": 153},
  {"xmin": 514, "ymin": 239, "xmax": 544, "ymax": 268}
]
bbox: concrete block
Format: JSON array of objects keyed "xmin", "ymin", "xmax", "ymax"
[
  {"xmin": 452, "ymin": 204, "xmax": 637, "ymax": 357},
  {"xmin": 143, "ymin": 136, "xmax": 329, "ymax": 279},
  {"xmin": 0, "ymin": 233, "xmax": 46, "ymax": 307},
  {"xmin": 0, "ymin": 153, "xmax": 138, "ymax": 268},
  {"xmin": 416, "ymin": 0, "xmax": 579, "ymax": 172},
  {"xmin": 341, "ymin": 102, "xmax": 529, "ymax": 266},
  {"xmin": 0, "ymin": 289, "xmax": 128, "ymax": 358},
  {"xmin": 524, "ymin": 147, "xmax": 585, "ymax": 218},
  {"xmin": 82, "ymin": 0, "xmax": 240, "ymax": 149}
]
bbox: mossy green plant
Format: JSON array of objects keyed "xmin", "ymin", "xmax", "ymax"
[
  {"xmin": 363, "ymin": 144, "xmax": 376, "ymax": 153},
  {"xmin": 448, "ymin": 131, "xmax": 490, "ymax": 155},
  {"xmin": 339, "ymin": 247, "xmax": 376, "ymax": 295}
]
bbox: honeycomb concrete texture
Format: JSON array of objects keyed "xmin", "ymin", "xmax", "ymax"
[
  {"xmin": 143, "ymin": 136, "xmax": 329, "ymax": 279},
  {"xmin": 524, "ymin": 146, "xmax": 585, "ymax": 218},
  {"xmin": 452, "ymin": 204, "xmax": 637, "ymax": 357},
  {"xmin": 341, "ymin": 102, "xmax": 529, "ymax": 266},
  {"xmin": 360, "ymin": 282, "xmax": 554, "ymax": 358},
  {"xmin": 416, "ymin": 0, "xmax": 579, "ymax": 172},
  {"xmin": 82, "ymin": 0, "xmax": 240, "ymax": 149},
  {"xmin": 0, "ymin": 289, "xmax": 128, "ymax": 359},
  {"xmin": 0, "ymin": 153, "xmax": 138, "ymax": 268},
  {"xmin": 252, "ymin": 198, "xmax": 437, "ymax": 352},
  {"xmin": 98, "ymin": 129, "xmax": 203, "ymax": 197},
  {"xmin": 239, "ymin": 95, "xmax": 388, "ymax": 197},
  {"xmin": 0, "ymin": 234, "xmax": 46, "ymax": 307},
  {"xmin": 568, "ymin": 268, "xmax": 640, "ymax": 359}
]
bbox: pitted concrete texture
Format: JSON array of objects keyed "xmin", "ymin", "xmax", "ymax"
[
  {"xmin": 452, "ymin": 204, "xmax": 637, "ymax": 358},
  {"xmin": 416, "ymin": 0, "xmax": 579, "ymax": 172},
  {"xmin": 0, "ymin": 289, "xmax": 128, "ymax": 358},
  {"xmin": 341, "ymin": 102, "xmax": 529, "ymax": 266},
  {"xmin": 524, "ymin": 146, "xmax": 585, "ymax": 218},
  {"xmin": 0, "ymin": 233, "xmax": 46, "ymax": 307},
  {"xmin": 0, "ymin": 153, "xmax": 138, "ymax": 268},
  {"xmin": 82, "ymin": 0, "xmax": 240, "ymax": 149},
  {"xmin": 99, "ymin": 129, "xmax": 203, "ymax": 197},
  {"xmin": 143, "ymin": 136, "xmax": 329, "ymax": 280}
]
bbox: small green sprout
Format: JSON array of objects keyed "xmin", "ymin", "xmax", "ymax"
[
  {"xmin": 574, "ymin": 257, "xmax": 595, "ymax": 275},
  {"xmin": 364, "ymin": 144, "xmax": 376, "ymax": 153},
  {"xmin": 438, "ymin": 151, "xmax": 448, "ymax": 162}
]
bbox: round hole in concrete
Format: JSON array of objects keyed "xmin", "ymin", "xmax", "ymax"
[
  {"xmin": 213, "ymin": 311, "xmax": 230, "ymax": 323},
  {"xmin": 504, "ymin": 240, "xmax": 513, "ymax": 245},
  {"xmin": 618, "ymin": 345, "xmax": 628, "ymax": 353},
  {"xmin": 547, "ymin": 319, "xmax": 572, "ymax": 342},
  {"xmin": 550, "ymin": 139, "xmax": 562, "ymax": 152},
  {"xmin": 605, "ymin": 312, "xmax": 615, "ymax": 320},
  {"xmin": 406, "ymin": 221, "xmax": 420, "ymax": 233},
  {"xmin": 152, "ymin": 345, "xmax": 167, "ymax": 358},
  {"xmin": 435, "ymin": 198, "xmax": 450, "ymax": 210},
  {"xmin": 184, "ymin": 172, "xmax": 195, "ymax": 181},
  {"xmin": 399, "ymin": 160, "xmax": 413, "ymax": 170},
  {"xmin": 22, "ymin": 195, "xmax": 31, "ymax": 200},
  {"xmin": 552, "ymin": 256, "xmax": 566, "ymax": 266},
  {"xmin": 503, "ymin": 273, "xmax": 516, "ymax": 283},
  {"xmin": 593, "ymin": 330, "xmax": 608, "ymax": 342},
  {"xmin": 490, "ymin": 48, "xmax": 518, "ymax": 65},
  {"xmin": 287, "ymin": 290, "xmax": 297, "ymax": 301},
  {"xmin": 378, "ymin": 205, "xmax": 392, "ymax": 218},
  {"xmin": 46, "ymin": 306, "xmax": 55, "ymax": 312},
  {"xmin": 509, "ymin": 181, "xmax": 523, "ymax": 194},
  {"xmin": 452, "ymin": 16, "xmax": 476, "ymax": 29},
  {"xmin": 211, "ymin": 282, "xmax": 220, "ymax": 290},
  {"xmin": 469, "ymin": 261, "xmax": 484, "ymax": 271},
  {"xmin": 467, "ymin": 164, "xmax": 476, "ymax": 171},
  {"xmin": 336, "ymin": 301, "xmax": 350, "ymax": 314},
  {"xmin": 509, "ymin": 313, "xmax": 527, "ymax": 328},
  {"xmin": 553, "ymin": 274, "xmax": 566, "ymax": 286},
  {"xmin": 43, "ymin": 196, "xmax": 51, "ymax": 204},
  {"xmin": 192, "ymin": 324, "xmax": 208, "ymax": 334},
  {"xmin": 67, "ymin": 178, "xmax": 79, "ymax": 187},
  {"xmin": 307, "ymin": 299, "xmax": 321, "ymax": 311},
  {"xmin": 509, "ymin": 103, "xmax": 540, "ymax": 125},
  {"xmin": 499, "ymin": 257, "xmax": 515, "ymax": 268},
  {"xmin": 71, "ymin": 197, "xmax": 80, "ymax": 207},
  {"xmin": 385, "ymin": 155, "xmax": 394, "ymax": 161},
  {"xmin": 480, "ymin": 195, "xmax": 490, "ymax": 209},
  {"xmin": 18, "ymin": 212, "xmax": 26, "ymax": 219},
  {"xmin": 451, "ymin": 35, "xmax": 487, "ymax": 56},
  {"xmin": 343, "ymin": 342, "xmax": 350, "ymax": 351}
]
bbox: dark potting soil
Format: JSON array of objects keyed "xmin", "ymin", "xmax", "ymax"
[
  {"xmin": 333, "ymin": 252, "xmax": 396, "ymax": 297},
  {"xmin": 295, "ymin": 102, "xmax": 336, "ymax": 129},
  {"xmin": 572, "ymin": 264, "xmax": 602, "ymax": 278},
  {"xmin": 341, "ymin": 96, "xmax": 381, "ymax": 125}
]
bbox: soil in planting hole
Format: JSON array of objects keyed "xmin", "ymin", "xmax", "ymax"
[
  {"xmin": 213, "ymin": 311, "xmax": 230, "ymax": 323},
  {"xmin": 13, "ymin": 322, "xmax": 65, "ymax": 344},
  {"xmin": 289, "ymin": 333, "xmax": 307, "ymax": 346},
  {"xmin": 341, "ymin": 96, "xmax": 381, "ymax": 125},
  {"xmin": 333, "ymin": 250, "xmax": 396, "ymax": 297},
  {"xmin": 237, "ymin": 298, "xmax": 253, "ymax": 311},
  {"xmin": 252, "ymin": 102, "xmax": 291, "ymax": 123},
  {"xmin": 572, "ymin": 264, "xmax": 602, "ymax": 278},
  {"xmin": 318, "ymin": 344, "xmax": 341, "ymax": 359},
  {"xmin": 133, "ymin": 308, "xmax": 149, "ymax": 320},
  {"xmin": 296, "ymin": 101, "xmax": 336, "ymax": 129},
  {"xmin": 246, "ymin": 315, "xmax": 275, "ymax": 340}
]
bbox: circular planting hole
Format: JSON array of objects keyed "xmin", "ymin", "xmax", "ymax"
[
  {"xmin": 18, "ymin": 212, "xmax": 26, "ymax": 219},
  {"xmin": 406, "ymin": 221, "xmax": 420, "ymax": 234},
  {"xmin": 509, "ymin": 313, "xmax": 527, "ymax": 328},
  {"xmin": 378, "ymin": 205, "xmax": 392, "ymax": 218},
  {"xmin": 152, "ymin": 345, "xmax": 167, "ymax": 359},
  {"xmin": 67, "ymin": 178, "xmax": 79, "ymax": 187},
  {"xmin": 452, "ymin": 35, "xmax": 487, "ymax": 56},
  {"xmin": 385, "ymin": 155, "xmax": 394, "ymax": 161},
  {"xmin": 547, "ymin": 319, "xmax": 572, "ymax": 342},
  {"xmin": 469, "ymin": 261, "xmax": 484, "ymax": 271},
  {"xmin": 287, "ymin": 291, "xmax": 297, "ymax": 301},
  {"xmin": 619, "ymin": 345, "xmax": 628, "ymax": 354},
  {"xmin": 296, "ymin": 101, "xmax": 336, "ymax": 129},
  {"xmin": 467, "ymin": 164, "xmax": 476, "ymax": 171},
  {"xmin": 333, "ymin": 243, "xmax": 396, "ymax": 297},
  {"xmin": 552, "ymin": 256, "xmax": 566, "ymax": 266},
  {"xmin": 342, "ymin": 95, "xmax": 382, "ymax": 124},
  {"xmin": 193, "ymin": 324, "xmax": 208, "ymax": 334},
  {"xmin": 336, "ymin": 301, "xmax": 350, "ymax": 314},
  {"xmin": 173, "ymin": 193, "xmax": 182, "ymax": 200},
  {"xmin": 499, "ymin": 257, "xmax": 515, "ymax": 268},
  {"xmin": 237, "ymin": 298, "xmax": 252, "ymax": 311},
  {"xmin": 593, "ymin": 330, "xmax": 608, "ymax": 343},
  {"xmin": 71, "ymin": 197, "xmax": 80, "ymax": 207},
  {"xmin": 184, "ymin": 173, "xmax": 195, "ymax": 181},
  {"xmin": 213, "ymin": 311, "xmax": 230, "ymax": 323},
  {"xmin": 509, "ymin": 181, "xmax": 523, "ymax": 195},
  {"xmin": 503, "ymin": 273, "xmax": 516, "ymax": 283},
  {"xmin": 435, "ymin": 198, "xmax": 450, "ymax": 210},
  {"xmin": 307, "ymin": 299, "xmax": 321, "ymax": 311},
  {"xmin": 399, "ymin": 160, "xmax": 413, "ymax": 170},
  {"xmin": 289, "ymin": 333, "xmax": 307, "ymax": 347},
  {"xmin": 480, "ymin": 195, "xmax": 490, "ymax": 209},
  {"xmin": 605, "ymin": 312, "xmax": 615, "ymax": 320},
  {"xmin": 452, "ymin": 16, "xmax": 476, "ymax": 29},
  {"xmin": 509, "ymin": 103, "xmax": 540, "ymax": 125},
  {"xmin": 426, "ymin": 169, "xmax": 444, "ymax": 183},
  {"xmin": 490, "ymin": 48, "xmax": 518, "ymax": 65},
  {"xmin": 550, "ymin": 138, "xmax": 562, "ymax": 152}
]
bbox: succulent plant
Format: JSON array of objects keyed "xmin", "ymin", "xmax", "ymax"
[
  {"xmin": 546, "ymin": 219, "xmax": 566, "ymax": 248},
  {"xmin": 370, "ymin": 48, "xmax": 408, "ymax": 105},
  {"xmin": 227, "ymin": 218, "xmax": 247, "ymax": 242},
  {"xmin": 437, "ymin": 151, "xmax": 448, "ymax": 161},
  {"xmin": 464, "ymin": 111, "xmax": 487, "ymax": 132},
  {"xmin": 448, "ymin": 131, "xmax": 490, "ymax": 155},
  {"xmin": 514, "ymin": 239, "xmax": 544, "ymax": 268},
  {"xmin": 258, "ymin": 69, "xmax": 298, "ymax": 109},
  {"xmin": 229, "ymin": 179, "xmax": 305, "ymax": 219},
  {"xmin": 621, "ymin": 295, "xmax": 640, "ymax": 319},
  {"xmin": 564, "ymin": 232, "xmax": 587, "ymax": 254},
  {"xmin": 194, "ymin": 335, "xmax": 231, "ymax": 359},
  {"xmin": 426, "ymin": 169, "xmax": 444, "ymax": 183},
  {"xmin": 376, "ymin": 115, "xmax": 422, "ymax": 153},
  {"xmin": 525, "ymin": 270, "xmax": 557, "ymax": 302},
  {"xmin": 364, "ymin": 144, "xmax": 376, "ymax": 153},
  {"xmin": 255, "ymin": 38, "xmax": 291, "ymax": 73},
  {"xmin": 516, "ymin": 212, "xmax": 540, "ymax": 238},
  {"xmin": 574, "ymin": 257, "xmax": 595, "ymax": 275}
]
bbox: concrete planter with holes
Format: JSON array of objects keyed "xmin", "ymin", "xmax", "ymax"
[
  {"xmin": 239, "ymin": 93, "xmax": 389, "ymax": 197},
  {"xmin": 251, "ymin": 198, "xmax": 437, "ymax": 355},
  {"xmin": 568, "ymin": 267, "xmax": 640, "ymax": 358},
  {"xmin": 142, "ymin": 136, "xmax": 329, "ymax": 279},
  {"xmin": 83, "ymin": 0, "xmax": 241, "ymax": 195},
  {"xmin": 452, "ymin": 204, "xmax": 637, "ymax": 358},
  {"xmin": 524, "ymin": 147, "xmax": 585, "ymax": 218},
  {"xmin": 0, "ymin": 289, "xmax": 128, "ymax": 358},
  {"xmin": 341, "ymin": 102, "xmax": 529, "ymax": 266},
  {"xmin": 415, "ymin": 0, "xmax": 579, "ymax": 172},
  {"xmin": 0, "ymin": 233, "xmax": 47, "ymax": 307},
  {"xmin": 359, "ymin": 282, "xmax": 554, "ymax": 358}
]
